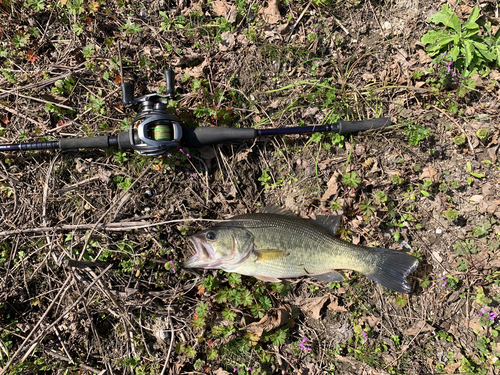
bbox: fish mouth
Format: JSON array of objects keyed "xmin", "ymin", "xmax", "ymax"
[{"xmin": 183, "ymin": 236, "xmax": 222, "ymax": 269}]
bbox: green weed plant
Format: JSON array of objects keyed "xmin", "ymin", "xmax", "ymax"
[{"xmin": 421, "ymin": 5, "xmax": 499, "ymax": 77}]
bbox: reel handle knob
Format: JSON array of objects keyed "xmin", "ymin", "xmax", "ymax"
[{"xmin": 165, "ymin": 69, "xmax": 175, "ymax": 99}]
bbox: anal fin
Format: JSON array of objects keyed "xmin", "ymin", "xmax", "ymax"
[
  {"xmin": 311, "ymin": 271, "xmax": 345, "ymax": 283},
  {"xmin": 254, "ymin": 275, "xmax": 281, "ymax": 282}
]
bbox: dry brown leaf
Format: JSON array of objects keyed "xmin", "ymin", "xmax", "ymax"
[
  {"xmin": 171, "ymin": 358, "xmax": 185, "ymax": 375},
  {"xmin": 415, "ymin": 81, "xmax": 426, "ymax": 89},
  {"xmin": 220, "ymin": 31, "xmax": 236, "ymax": 51},
  {"xmin": 322, "ymin": 171, "xmax": 340, "ymax": 201},
  {"xmin": 236, "ymin": 149, "xmax": 252, "ymax": 163},
  {"xmin": 211, "ymin": 0, "xmax": 237, "ymax": 23},
  {"xmin": 327, "ymin": 295, "xmax": 347, "ymax": 313},
  {"xmin": 181, "ymin": 0, "xmax": 203, "ymax": 15},
  {"xmin": 490, "ymin": 70, "xmax": 500, "ymax": 80},
  {"xmin": 419, "ymin": 165, "xmax": 439, "ymax": 183},
  {"xmin": 468, "ymin": 318, "xmax": 486, "ymax": 335},
  {"xmin": 183, "ymin": 59, "xmax": 209, "ymax": 78},
  {"xmin": 447, "ymin": 324, "xmax": 461, "ymax": 338},
  {"xmin": 479, "ymin": 199, "xmax": 500, "ymax": 213},
  {"xmin": 214, "ymin": 369, "xmax": 231, "ymax": 375},
  {"xmin": 444, "ymin": 362, "xmax": 461, "ymax": 374},
  {"xmin": 211, "ymin": 0, "xmax": 229, "ymax": 17},
  {"xmin": 482, "ymin": 183, "xmax": 495, "ymax": 197},
  {"xmin": 417, "ymin": 49, "xmax": 432, "ymax": 63},
  {"xmin": 469, "ymin": 195, "xmax": 483, "ymax": 204},
  {"xmin": 486, "ymin": 143, "xmax": 499, "ymax": 162},
  {"xmin": 96, "ymin": 169, "xmax": 112, "ymax": 183},
  {"xmin": 362, "ymin": 72, "xmax": 375, "ymax": 81},
  {"xmin": 213, "ymin": 331, "xmax": 237, "ymax": 347},
  {"xmin": 359, "ymin": 315, "xmax": 381, "ymax": 328},
  {"xmin": 351, "ymin": 232, "xmax": 360, "ymax": 245},
  {"xmin": 227, "ymin": 5, "xmax": 237, "ymax": 23},
  {"xmin": 259, "ymin": 0, "xmax": 281, "ymax": 24},
  {"xmin": 75, "ymin": 158, "xmax": 92, "ymax": 173},
  {"xmin": 491, "ymin": 259, "xmax": 500, "ymax": 268},
  {"xmin": 245, "ymin": 306, "xmax": 290, "ymax": 336},
  {"xmin": 302, "ymin": 107, "xmax": 319, "ymax": 118},
  {"xmin": 403, "ymin": 320, "xmax": 435, "ymax": 336},
  {"xmin": 296, "ymin": 294, "xmax": 330, "ymax": 320}
]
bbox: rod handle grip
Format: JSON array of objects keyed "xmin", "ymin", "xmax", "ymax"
[
  {"xmin": 338, "ymin": 117, "xmax": 392, "ymax": 134},
  {"xmin": 183, "ymin": 127, "xmax": 257, "ymax": 148}
]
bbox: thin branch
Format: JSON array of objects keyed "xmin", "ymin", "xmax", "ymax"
[{"xmin": 0, "ymin": 218, "xmax": 229, "ymax": 237}]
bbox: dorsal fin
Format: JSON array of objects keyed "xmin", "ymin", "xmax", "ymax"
[
  {"xmin": 312, "ymin": 215, "xmax": 341, "ymax": 235},
  {"xmin": 259, "ymin": 206, "xmax": 295, "ymax": 215}
]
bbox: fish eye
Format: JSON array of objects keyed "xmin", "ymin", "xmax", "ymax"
[{"xmin": 205, "ymin": 231, "xmax": 216, "ymax": 240}]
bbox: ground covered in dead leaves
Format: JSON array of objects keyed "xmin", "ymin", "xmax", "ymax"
[{"xmin": 0, "ymin": 0, "xmax": 499, "ymax": 374}]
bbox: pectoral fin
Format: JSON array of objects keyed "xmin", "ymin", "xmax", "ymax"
[
  {"xmin": 311, "ymin": 271, "xmax": 345, "ymax": 283},
  {"xmin": 254, "ymin": 275, "xmax": 281, "ymax": 282},
  {"xmin": 255, "ymin": 249, "xmax": 290, "ymax": 262}
]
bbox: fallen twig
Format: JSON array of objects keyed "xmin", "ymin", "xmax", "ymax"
[
  {"xmin": 0, "ymin": 218, "xmax": 229, "ymax": 237},
  {"xmin": 287, "ymin": 0, "xmax": 313, "ymax": 41}
]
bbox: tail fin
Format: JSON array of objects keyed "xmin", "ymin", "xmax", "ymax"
[{"xmin": 364, "ymin": 248, "xmax": 419, "ymax": 294}]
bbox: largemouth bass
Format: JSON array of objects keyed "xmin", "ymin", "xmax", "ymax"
[{"xmin": 184, "ymin": 207, "xmax": 419, "ymax": 294}]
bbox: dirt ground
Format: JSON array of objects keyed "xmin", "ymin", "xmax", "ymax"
[{"xmin": 0, "ymin": 0, "xmax": 499, "ymax": 374}]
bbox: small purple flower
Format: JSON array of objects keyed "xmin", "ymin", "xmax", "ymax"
[
  {"xmin": 313, "ymin": 27, "xmax": 316, "ymax": 33},
  {"xmin": 362, "ymin": 330, "xmax": 368, "ymax": 342},
  {"xmin": 233, "ymin": 368, "xmax": 238, "ymax": 373},
  {"xmin": 179, "ymin": 148, "xmax": 191, "ymax": 158},
  {"xmin": 299, "ymin": 338, "xmax": 312, "ymax": 351},
  {"xmin": 170, "ymin": 260, "xmax": 176, "ymax": 273},
  {"xmin": 446, "ymin": 61, "xmax": 453, "ymax": 73},
  {"xmin": 247, "ymin": 366, "xmax": 254, "ymax": 371},
  {"xmin": 443, "ymin": 52, "xmax": 447, "ymax": 56},
  {"xmin": 489, "ymin": 312, "xmax": 498, "ymax": 321},
  {"xmin": 440, "ymin": 275, "xmax": 448, "ymax": 287}
]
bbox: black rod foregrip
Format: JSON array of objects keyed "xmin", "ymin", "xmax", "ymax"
[
  {"xmin": 183, "ymin": 127, "xmax": 257, "ymax": 147},
  {"xmin": 338, "ymin": 118, "xmax": 391, "ymax": 134}
]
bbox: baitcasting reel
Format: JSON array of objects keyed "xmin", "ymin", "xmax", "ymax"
[{"xmin": 120, "ymin": 69, "xmax": 183, "ymax": 156}]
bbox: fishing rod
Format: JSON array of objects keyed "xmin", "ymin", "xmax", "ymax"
[{"xmin": 0, "ymin": 69, "xmax": 392, "ymax": 156}]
